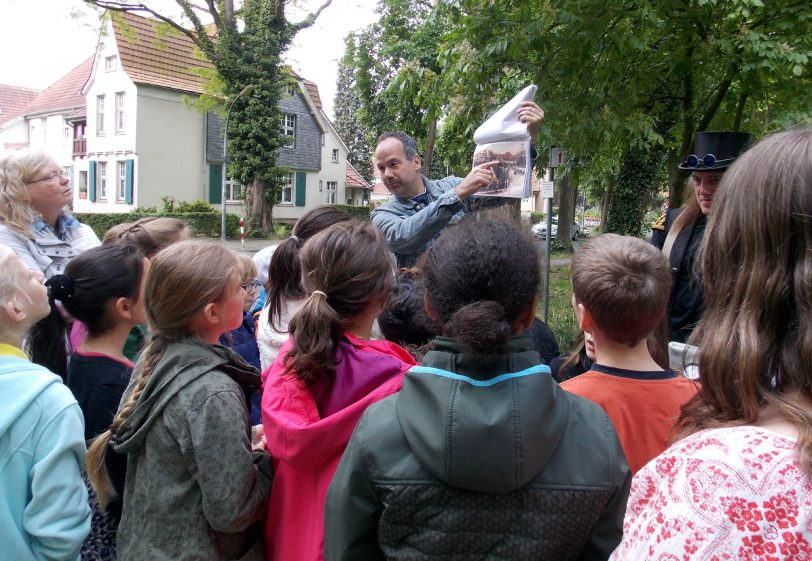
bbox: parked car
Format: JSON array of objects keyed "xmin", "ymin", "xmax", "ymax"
[{"xmin": 531, "ymin": 219, "xmax": 581, "ymax": 241}]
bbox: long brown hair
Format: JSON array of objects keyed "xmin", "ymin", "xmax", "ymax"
[
  {"xmin": 678, "ymin": 126, "xmax": 812, "ymax": 474},
  {"xmin": 266, "ymin": 206, "xmax": 352, "ymax": 331},
  {"xmin": 283, "ymin": 220, "xmax": 393, "ymax": 385},
  {"xmin": 86, "ymin": 241, "xmax": 237, "ymax": 506}
]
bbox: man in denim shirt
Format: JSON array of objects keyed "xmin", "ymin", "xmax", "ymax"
[{"xmin": 371, "ymin": 102, "xmax": 543, "ymax": 268}]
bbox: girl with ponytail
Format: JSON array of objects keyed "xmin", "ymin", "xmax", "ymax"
[
  {"xmin": 260, "ymin": 220, "xmax": 416, "ymax": 561},
  {"xmin": 325, "ymin": 218, "xmax": 630, "ymax": 561},
  {"xmin": 48, "ymin": 243, "xmax": 148, "ymax": 560},
  {"xmin": 86, "ymin": 240, "xmax": 272, "ymax": 561},
  {"xmin": 256, "ymin": 206, "xmax": 352, "ymax": 371}
]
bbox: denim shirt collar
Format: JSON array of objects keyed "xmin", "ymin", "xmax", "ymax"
[{"xmin": 32, "ymin": 212, "xmax": 79, "ymax": 240}]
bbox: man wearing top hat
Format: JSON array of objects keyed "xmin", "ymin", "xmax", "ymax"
[{"xmin": 652, "ymin": 131, "xmax": 752, "ymax": 343}]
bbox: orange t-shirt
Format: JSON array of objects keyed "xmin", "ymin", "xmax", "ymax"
[{"xmin": 561, "ymin": 365, "xmax": 698, "ymax": 473}]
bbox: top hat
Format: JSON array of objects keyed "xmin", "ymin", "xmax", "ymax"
[{"xmin": 678, "ymin": 131, "xmax": 752, "ymax": 171}]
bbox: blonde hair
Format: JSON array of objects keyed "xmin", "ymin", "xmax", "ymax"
[
  {"xmin": 102, "ymin": 216, "xmax": 189, "ymax": 258},
  {"xmin": 0, "ymin": 149, "xmax": 56, "ymax": 237},
  {"xmin": 0, "ymin": 245, "xmax": 35, "ymax": 341},
  {"xmin": 679, "ymin": 126, "xmax": 812, "ymax": 475},
  {"xmin": 86, "ymin": 240, "xmax": 238, "ymax": 506},
  {"xmin": 234, "ymin": 252, "xmax": 257, "ymax": 283}
]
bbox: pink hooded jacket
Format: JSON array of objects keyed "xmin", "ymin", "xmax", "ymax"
[{"xmin": 261, "ymin": 332, "xmax": 416, "ymax": 561}]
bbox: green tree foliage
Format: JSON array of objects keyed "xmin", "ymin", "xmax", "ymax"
[
  {"xmin": 334, "ymin": 34, "xmax": 374, "ymax": 181},
  {"xmin": 84, "ymin": 0, "xmax": 332, "ymax": 233},
  {"xmin": 432, "ymin": 0, "xmax": 810, "ymax": 237},
  {"xmin": 349, "ymin": 0, "xmax": 447, "ymax": 171}
]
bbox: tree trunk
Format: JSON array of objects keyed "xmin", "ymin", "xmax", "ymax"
[
  {"xmin": 600, "ymin": 177, "xmax": 612, "ymax": 233},
  {"xmin": 605, "ymin": 146, "xmax": 663, "ymax": 236},
  {"xmin": 245, "ymin": 178, "xmax": 273, "ymax": 235},
  {"xmin": 422, "ymin": 118, "xmax": 437, "ymax": 176},
  {"xmin": 555, "ymin": 169, "xmax": 576, "ymax": 252}
]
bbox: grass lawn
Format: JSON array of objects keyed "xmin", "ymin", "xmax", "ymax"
[{"xmin": 537, "ymin": 264, "xmax": 580, "ymax": 355}]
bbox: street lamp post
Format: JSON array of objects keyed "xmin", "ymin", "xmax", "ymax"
[{"xmin": 221, "ymin": 85, "xmax": 255, "ymax": 241}]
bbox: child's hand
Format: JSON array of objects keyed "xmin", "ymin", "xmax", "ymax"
[{"xmin": 251, "ymin": 424, "xmax": 267, "ymax": 451}]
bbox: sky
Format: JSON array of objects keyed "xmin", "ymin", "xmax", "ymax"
[{"xmin": 0, "ymin": 0, "xmax": 378, "ymax": 119}]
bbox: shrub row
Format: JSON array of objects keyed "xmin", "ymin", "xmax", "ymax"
[{"xmin": 75, "ymin": 212, "xmax": 241, "ymax": 239}]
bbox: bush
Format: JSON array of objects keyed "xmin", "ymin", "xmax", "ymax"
[
  {"xmin": 530, "ymin": 211, "xmax": 546, "ymax": 224},
  {"xmin": 333, "ymin": 204, "xmax": 371, "ymax": 220},
  {"xmin": 175, "ymin": 199, "xmax": 217, "ymax": 214},
  {"xmin": 75, "ymin": 212, "xmax": 241, "ymax": 239}
]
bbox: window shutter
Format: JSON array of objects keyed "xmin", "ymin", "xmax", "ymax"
[
  {"xmin": 88, "ymin": 161, "xmax": 97, "ymax": 202},
  {"xmin": 125, "ymin": 159, "xmax": 134, "ymax": 204},
  {"xmin": 209, "ymin": 164, "xmax": 222, "ymax": 204},
  {"xmin": 295, "ymin": 172, "xmax": 306, "ymax": 207}
]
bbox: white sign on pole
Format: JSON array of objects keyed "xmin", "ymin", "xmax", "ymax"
[
  {"xmin": 550, "ymin": 148, "xmax": 566, "ymax": 168},
  {"xmin": 540, "ymin": 180, "xmax": 554, "ymax": 198}
]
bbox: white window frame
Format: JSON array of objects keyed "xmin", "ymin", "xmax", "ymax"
[
  {"xmin": 279, "ymin": 172, "xmax": 293, "ymax": 205},
  {"xmin": 115, "ymin": 92, "xmax": 126, "ymax": 132},
  {"xmin": 40, "ymin": 117, "xmax": 47, "ymax": 143},
  {"xmin": 64, "ymin": 119, "xmax": 71, "ymax": 139},
  {"xmin": 105, "ymin": 55, "xmax": 118, "ymax": 72},
  {"xmin": 326, "ymin": 181, "xmax": 337, "ymax": 204},
  {"xmin": 226, "ymin": 177, "xmax": 243, "ymax": 202},
  {"xmin": 98, "ymin": 161, "xmax": 108, "ymax": 200},
  {"xmin": 96, "ymin": 95, "xmax": 105, "ymax": 135},
  {"xmin": 117, "ymin": 161, "xmax": 126, "ymax": 201},
  {"xmin": 331, "ymin": 148, "xmax": 339, "ymax": 163},
  {"xmin": 280, "ymin": 113, "xmax": 295, "ymax": 148}
]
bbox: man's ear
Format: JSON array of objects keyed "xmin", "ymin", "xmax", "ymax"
[
  {"xmin": 1, "ymin": 299, "xmax": 25, "ymax": 323},
  {"xmin": 412, "ymin": 154, "xmax": 422, "ymax": 172}
]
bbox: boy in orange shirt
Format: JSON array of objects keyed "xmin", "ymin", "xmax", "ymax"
[{"xmin": 561, "ymin": 234, "xmax": 698, "ymax": 473}]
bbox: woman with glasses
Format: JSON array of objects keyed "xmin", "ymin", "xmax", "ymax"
[
  {"xmin": 0, "ymin": 149, "xmax": 100, "ymax": 378},
  {"xmin": 650, "ymin": 131, "xmax": 750, "ymax": 344},
  {"xmin": 0, "ymin": 149, "xmax": 99, "ymax": 279}
]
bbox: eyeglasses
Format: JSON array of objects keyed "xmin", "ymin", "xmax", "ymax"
[
  {"xmin": 685, "ymin": 153, "xmax": 717, "ymax": 168},
  {"xmin": 28, "ymin": 170, "xmax": 68, "ymax": 184},
  {"xmin": 240, "ymin": 279, "xmax": 260, "ymax": 291}
]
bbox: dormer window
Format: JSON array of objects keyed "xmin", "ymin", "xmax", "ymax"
[{"xmin": 105, "ymin": 55, "xmax": 118, "ymax": 72}]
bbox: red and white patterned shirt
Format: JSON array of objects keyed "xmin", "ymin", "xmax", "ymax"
[{"xmin": 611, "ymin": 426, "xmax": 812, "ymax": 561}]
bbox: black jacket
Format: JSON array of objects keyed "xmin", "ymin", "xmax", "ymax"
[
  {"xmin": 324, "ymin": 336, "xmax": 631, "ymax": 561},
  {"xmin": 651, "ymin": 209, "xmax": 706, "ymax": 343}
]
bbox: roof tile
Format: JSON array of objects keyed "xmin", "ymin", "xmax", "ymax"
[
  {"xmin": 22, "ymin": 58, "xmax": 93, "ymax": 117},
  {"xmin": 0, "ymin": 84, "xmax": 41, "ymax": 125},
  {"xmin": 112, "ymin": 11, "xmax": 213, "ymax": 94}
]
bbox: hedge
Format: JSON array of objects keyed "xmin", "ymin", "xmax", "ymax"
[
  {"xmin": 333, "ymin": 204, "xmax": 371, "ymax": 220},
  {"xmin": 76, "ymin": 204, "xmax": 371, "ymax": 240},
  {"xmin": 75, "ymin": 212, "xmax": 241, "ymax": 239}
]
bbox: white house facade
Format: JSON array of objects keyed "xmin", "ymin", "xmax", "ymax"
[{"xmin": 76, "ymin": 10, "xmax": 365, "ymax": 222}]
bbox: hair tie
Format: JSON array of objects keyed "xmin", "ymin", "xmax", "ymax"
[
  {"xmin": 290, "ymin": 234, "xmax": 300, "ymax": 243},
  {"xmin": 46, "ymin": 274, "xmax": 74, "ymax": 300},
  {"xmin": 311, "ymin": 290, "xmax": 327, "ymax": 298}
]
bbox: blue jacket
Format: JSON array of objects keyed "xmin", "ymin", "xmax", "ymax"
[
  {"xmin": 370, "ymin": 175, "xmax": 465, "ymax": 268},
  {"xmin": 0, "ymin": 349, "xmax": 91, "ymax": 561}
]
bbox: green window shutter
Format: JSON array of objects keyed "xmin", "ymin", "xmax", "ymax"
[
  {"xmin": 125, "ymin": 159, "xmax": 134, "ymax": 204},
  {"xmin": 88, "ymin": 161, "xmax": 97, "ymax": 202},
  {"xmin": 209, "ymin": 164, "xmax": 222, "ymax": 204},
  {"xmin": 295, "ymin": 172, "xmax": 306, "ymax": 207}
]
